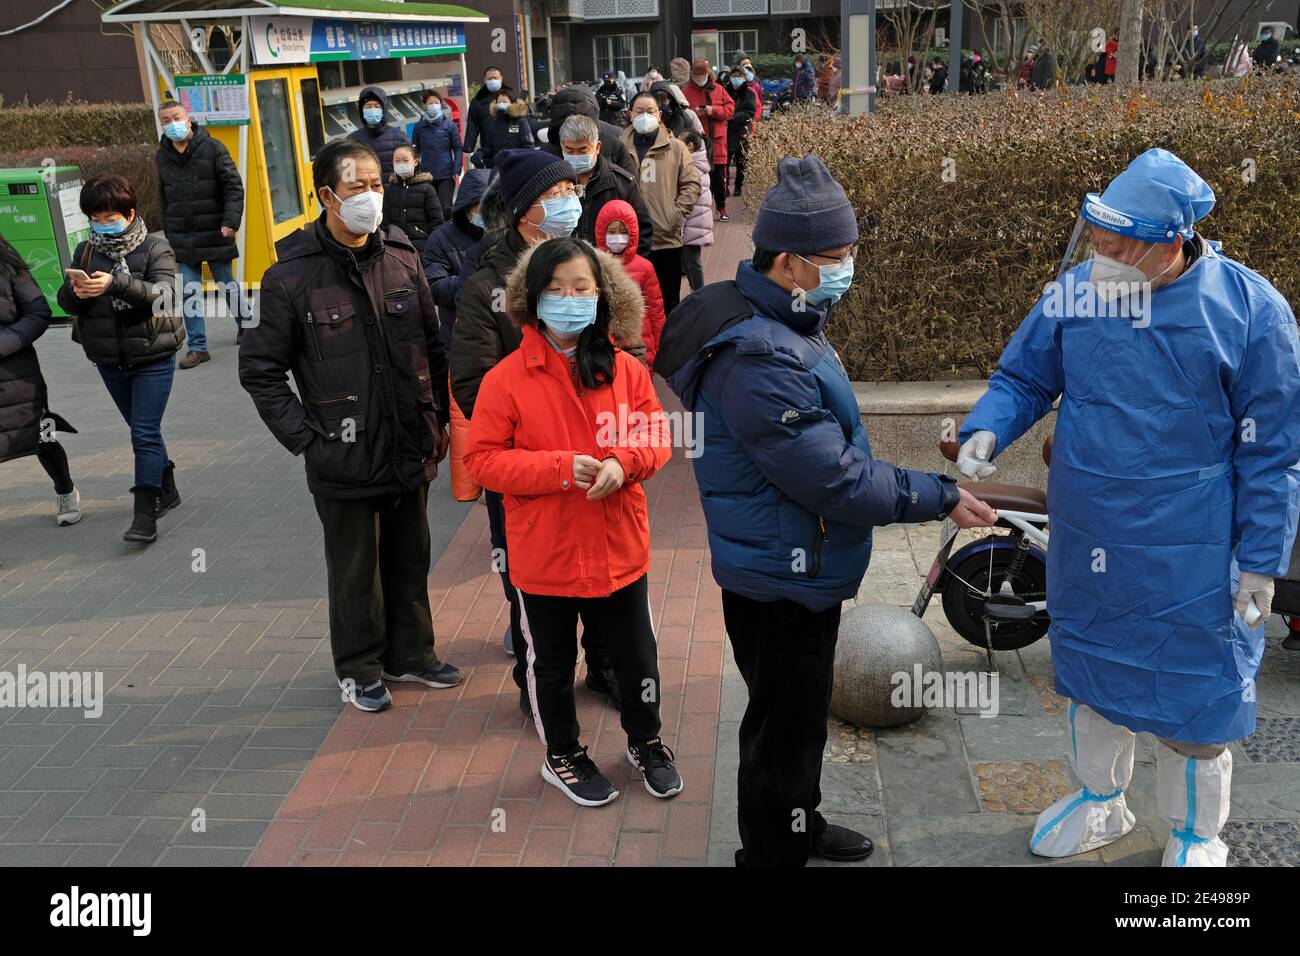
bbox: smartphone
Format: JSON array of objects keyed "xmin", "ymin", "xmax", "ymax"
[{"xmin": 65, "ymin": 268, "xmax": 90, "ymax": 283}]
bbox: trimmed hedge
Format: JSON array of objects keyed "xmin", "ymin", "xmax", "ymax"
[
  {"xmin": 745, "ymin": 77, "xmax": 1300, "ymax": 381},
  {"xmin": 0, "ymin": 101, "xmax": 156, "ymax": 150},
  {"xmin": 0, "ymin": 146, "xmax": 162, "ymax": 229}
]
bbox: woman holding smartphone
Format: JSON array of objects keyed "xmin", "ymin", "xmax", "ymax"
[
  {"xmin": 58, "ymin": 174, "xmax": 183, "ymax": 544},
  {"xmin": 465, "ymin": 237, "xmax": 680, "ymax": 807}
]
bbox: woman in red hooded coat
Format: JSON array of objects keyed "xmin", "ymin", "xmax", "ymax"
[{"xmin": 595, "ymin": 198, "xmax": 666, "ymax": 369}]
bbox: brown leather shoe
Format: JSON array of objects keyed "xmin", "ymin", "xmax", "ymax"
[{"xmin": 179, "ymin": 350, "xmax": 211, "ymax": 369}]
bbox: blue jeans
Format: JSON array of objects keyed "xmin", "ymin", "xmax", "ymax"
[
  {"xmin": 97, "ymin": 357, "xmax": 175, "ymax": 489},
  {"xmin": 179, "ymin": 260, "xmax": 243, "ymax": 353}
]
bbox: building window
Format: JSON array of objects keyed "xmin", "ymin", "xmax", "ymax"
[
  {"xmin": 720, "ymin": 29, "xmax": 758, "ymax": 67},
  {"xmin": 992, "ymin": 17, "xmax": 1030, "ymax": 58},
  {"xmin": 594, "ymin": 34, "xmax": 650, "ymax": 79}
]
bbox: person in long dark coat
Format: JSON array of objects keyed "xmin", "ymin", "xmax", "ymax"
[{"xmin": 0, "ymin": 233, "xmax": 80, "ymax": 527}]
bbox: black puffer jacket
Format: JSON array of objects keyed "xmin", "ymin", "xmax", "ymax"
[
  {"xmin": 0, "ymin": 264, "xmax": 70, "ymax": 463},
  {"xmin": 464, "ymin": 82, "xmax": 513, "ymax": 157},
  {"xmin": 450, "ymin": 226, "xmax": 529, "ymax": 419},
  {"xmin": 541, "ymin": 85, "xmax": 639, "ymax": 178},
  {"xmin": 238, "ymin": 218, "xmax": 450, "ymax": 499},
  {"xmin": 422, "ymin": 168, "xmax": 489, "ymax": 345},
  {"xmin": 156, "ymin": 123, "xmax": 244, "ymax": 264},
  {"xmin": 381, "ymin": 171, "xmax": 444, "ymax": 256},
  {"xmin": 57, "ymin": 235, "xmax": 183, "ymax": 368}
]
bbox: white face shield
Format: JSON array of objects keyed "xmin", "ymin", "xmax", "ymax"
[{"xmin": 1050, "ymin": 194, "xmax": 1187, "ymax": 321}]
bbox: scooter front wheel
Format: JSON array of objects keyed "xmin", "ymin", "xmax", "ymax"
[{"xmin": 940, "ymin": 536, "xmax": 1049, "ymax": 651}]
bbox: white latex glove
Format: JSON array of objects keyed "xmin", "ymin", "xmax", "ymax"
[
  {"xmin": 957, "ymin": 430, "xmax": 997, "ymax": 479},
  {"xmin": 1234, "ymin": 571, "xmax": 1274, "ymax": 628}
]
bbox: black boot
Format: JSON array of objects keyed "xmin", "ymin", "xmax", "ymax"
[
  {"xmin": 124, "ymin": 487, "xmax": 160, "ymax": 543},
  {"xmin": 158, "ymin": 460, "xmax": 181, "ymax": 516}
]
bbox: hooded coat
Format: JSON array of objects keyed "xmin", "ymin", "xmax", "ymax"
[
  {"xmin": 574, "ymin": 154, "xmax": 653, "ymax": 259},
  {"xmin": 422, "ymin": 168, "xmax": 489, "ymax": 345},
  {"xmin": 541, "ymin": 85, "xmax": 639, "ymax": 178},
  {"xmin": 463, "ymin": 240, "xmax": 668, "ymax": 598},
  {"xmin": 663, "ymin": 264, "xmax": 955, "ymax": 611},
  {"xmin": 346, "ymin": 87, "xmax": 412, "ymax": 180},
  {"xmin": 680, "ymin": 73, "xmax": 735, "ymax": 167},
  {"xmin": 155, "ymin": 121, "xmax": 244, "ymax": 265},
  {"xmin": 481, "ymin": 99, "xmax": 534, "ymax": 167},
  {"xmin": 595, "ymin": 199, "xmax": 665, "ymax": 368}
]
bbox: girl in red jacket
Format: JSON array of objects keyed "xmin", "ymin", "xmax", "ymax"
[
  {"xmin": 465, "ymin": 237, "xmax": 680, "ymax": 807},
  {"xmin": 595, "ymin": 198, "xmax": 666, "ymax": 370}
]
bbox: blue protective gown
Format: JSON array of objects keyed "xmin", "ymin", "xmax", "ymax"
[{"xmin": 962, "ymin": 239, "xmax": 1300, "ymax": 743}]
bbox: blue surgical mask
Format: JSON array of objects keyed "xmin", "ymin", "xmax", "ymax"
[
  {"xmin": 163, "ymin": 120, "xmax": 189, "ymax": 142},
  {"xmin": 362, "ymin": 106, "xmax": 384, "ymax": 125},
  {"xmin": 426, "ymin": 103, "xmax": 442, "ymax": 119},
  {"xmin": 532, "ymin": 194, "xmax": 582, "ymax": 238},
  {"xmin": 538, "ymin": 293, "xmax": 598, "ymax": 335},
  {"xmin": 486, "ymin": 78, "xmax": 502, "ymax": 92},
  {"xmin": 743, "ymin": 67, "xmax": 755, "ymax": 80},
  {"xmin": 797, "ymin": 254, "xmax": 855, "ymax": 307},
  {"xmin": 496, "ymin": 101, "xmax": 509, "ymax": 112},
  {"xmin": 564, "ymin": 152, "xmax": 595, "ymax": 173},
  {"xmin": 91, "ymin": 218, "xmax": 128, "ymax": 236},
  {"xmin": 470, "ymin": 211, "xmax": 485, "ymax": 228},
  {"xmin": 731, "ymin": 76, "xmax": 744, "ymax": 88}
]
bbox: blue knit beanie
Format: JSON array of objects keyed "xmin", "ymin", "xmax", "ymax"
[
  {"xmin": 495, "ymin": 149, "xmax": 577, "ymax": 226},
  {"xmin": 752, "ymin": 154, "xmax": 858, "ymax": 254}
]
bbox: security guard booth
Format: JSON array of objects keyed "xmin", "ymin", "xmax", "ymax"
[
  {"xmin": 100, "ymin": 0, "xmax": 487, "ymax": 287},
  {"xmin": 0, "ymin": 166, "xmax": 92, "ymax": 318}
]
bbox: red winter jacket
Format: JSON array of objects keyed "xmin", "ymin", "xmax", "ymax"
[
  {"xmin": 595, "ymin": 199, "xmax": 666, "ymax": 369},
  {"xmin": 465, "ymin": 322, "xmax": 671, "ymax": 598},
  {"xmin": 681, "ymin": 76, "xmax": 734, "ymax": 166}
]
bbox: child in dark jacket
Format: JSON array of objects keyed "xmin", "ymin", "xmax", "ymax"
[
  {"xmin": 422, "ymin": 168, "xmax": 490, "ymax": 347},
  {"xmin": 481, "ymin": 94, "xmax": 534, "ymax": 167},
  {"xmin": 382, "ymin": 144, "xmax": 444, "ymax": 257}
]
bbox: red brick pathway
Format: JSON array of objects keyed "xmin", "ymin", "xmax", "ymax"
[{"xmin": 251, "ymin": 196, "xmax": 752, "ymax": 867}]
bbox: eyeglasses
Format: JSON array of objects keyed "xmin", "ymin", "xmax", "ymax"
[{"xmin": 798, "ymin": 246, "xmax": 856, "ymax": 268}]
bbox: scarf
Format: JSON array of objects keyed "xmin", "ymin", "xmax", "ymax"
[{"xmin": 88, "ymin": 216, "xmax": 149, "ymax": 312}]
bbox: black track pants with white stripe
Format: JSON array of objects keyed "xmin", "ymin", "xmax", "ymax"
[{"xmin": 518, "ymin": 575, "xmax": 662, "ymax": 756}]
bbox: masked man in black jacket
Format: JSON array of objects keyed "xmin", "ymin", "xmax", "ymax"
[{"xmin": 239, "ymin": 139, "xmax": 463, "ymax": 714}]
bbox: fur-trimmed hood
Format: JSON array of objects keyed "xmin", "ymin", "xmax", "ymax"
[
  {"xmin": 505, "ymin": 240, "xmax": 646, "ymax": 360},
  {"xmin": 388, "ymin": 171, "xmax": 434, "ymax": 185}
]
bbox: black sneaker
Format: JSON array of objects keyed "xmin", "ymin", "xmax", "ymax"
[
  {"xmin": 542, "ymin": 746, "xmax": 618, "ymax": 807},
  {"xmin": 340, "ymin": 678, "xmax": 392, "ymax": 713},
  {"xmin": 381, "ymin": 662, "xmax": 464, "ymax": 688},
  {"xmin": 626, "ymin": 738, "xmax": 683, "ymax": 799}
]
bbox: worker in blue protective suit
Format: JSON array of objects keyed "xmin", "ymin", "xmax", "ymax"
[{"xmin": 957, "ymin": 148, "xmax": 1300, "ymax": 867}]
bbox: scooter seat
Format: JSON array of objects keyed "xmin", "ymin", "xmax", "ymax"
[{"xmin": 958, "ymin": 481, "xmax": 1047, "ymax": 514}]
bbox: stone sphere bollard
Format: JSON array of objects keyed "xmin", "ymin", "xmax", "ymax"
[{"xmin": 832, "ymin": 603, "xmax": 943, "ymax": 728}]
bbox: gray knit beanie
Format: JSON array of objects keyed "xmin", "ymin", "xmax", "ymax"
[{"xmin": 752, "ymin": 154, "xmax": 859, "ymax": 254}]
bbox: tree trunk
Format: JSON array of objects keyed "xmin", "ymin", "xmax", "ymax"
[{"xmin": 1116, "ymin": 0, "xmax": 1144, "ymax": 85}]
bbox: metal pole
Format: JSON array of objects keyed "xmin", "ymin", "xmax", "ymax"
[
  {"xmin": 139, "ymin": 25, "xmax": 164, "ymax": 137},
  {"xmin": 839, "ymin": 0, "xmax": 876, "ymax": 115},
  {"xmin": 459, "ymin": 51, "xmax": 470, "ymax": 174},
  {"xmin": 236, "ymin": 16, "xmax": 249, "ymax": 284},
  {"xmin": 947, "ymin": 0, "xmax": 964, "ymax": 93}
]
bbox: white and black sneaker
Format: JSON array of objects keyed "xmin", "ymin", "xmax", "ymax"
[
  {"xmin": 55, "ymin": 489, "xmax": 81, "ymax": 526},
  {"xmin": 627, "ymin": 738, "xmax": 683, "ymax": 799},
  {"xmin": 542, "ymin": 746, "xmax": 618, "ymax": 807},
  {"xmin": 340, "ymin": 678, "xmax": 392, "ymax": 713}
]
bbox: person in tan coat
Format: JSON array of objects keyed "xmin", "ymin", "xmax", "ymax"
[{"xmin": 620, "ymin": 91, "xmax": 701, "ymax": 314}]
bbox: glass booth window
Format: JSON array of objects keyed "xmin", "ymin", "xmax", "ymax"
[
  {"xmin": 256, "ymin": 77, "xmax": 304, "ymax": 225},
  {"xmin": 299, "ymin": 78, "xmax": 327, "ymax": 160},
  {"xmin": 719, "ymin": 30, "xmax": 757, "ymax": 70}
]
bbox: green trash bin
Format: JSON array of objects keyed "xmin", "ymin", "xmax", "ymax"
[{"xmin": 0, "ymin": 166, "xmax": 92, "ymax": 320}]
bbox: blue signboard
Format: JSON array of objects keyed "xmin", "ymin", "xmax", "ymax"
[{"xmin": 308, "ymin": 18, "xmax": 466, "ymax": 60}]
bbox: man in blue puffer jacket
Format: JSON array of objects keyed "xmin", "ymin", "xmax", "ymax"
[{"xmin": 662, "ymin": 154, "xmax": 997, "ymax": 867}]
